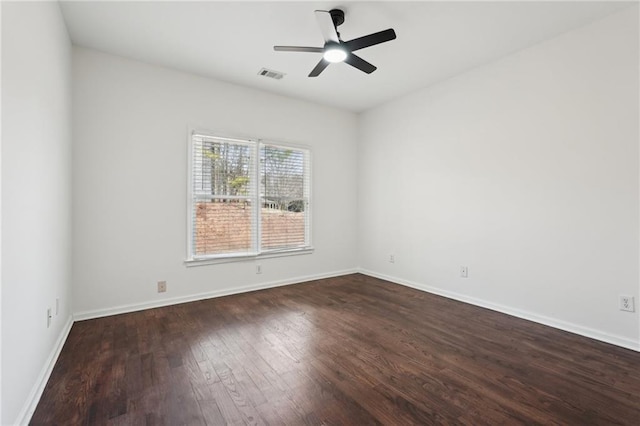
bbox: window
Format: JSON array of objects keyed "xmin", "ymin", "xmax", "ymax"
[{"xmin": 188, "ymin": 132, "xmax": 311, "ymax": 262}]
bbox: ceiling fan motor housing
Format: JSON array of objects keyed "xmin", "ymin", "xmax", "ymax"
[{"xmin": 330, "ymin": 9, "xmax": 345, "ymax": 28}]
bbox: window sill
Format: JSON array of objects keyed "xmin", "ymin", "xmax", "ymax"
[{"xmin": 184, "ymin": 247, "xmax": 314, "ymax": 267}]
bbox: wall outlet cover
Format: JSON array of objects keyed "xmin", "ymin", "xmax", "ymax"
[{"xmin": 620, "ymin": 295, "xmax": 635, "ymax": 312}]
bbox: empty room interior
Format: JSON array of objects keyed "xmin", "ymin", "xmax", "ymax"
[{"xmin": 2, "ymin": 0, "xmax": 640, "ymax": 424}]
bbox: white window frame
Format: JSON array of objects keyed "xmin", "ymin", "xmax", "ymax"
[{"xmin": 185, "ymin": 130, "xmax": 313, "ymax": 266}]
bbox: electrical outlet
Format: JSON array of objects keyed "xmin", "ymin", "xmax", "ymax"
[
  {"xmin": 389, "ymin": 255, "xmax": 395, "ymax": 264},
  {"xmin": 460, "ymin": 266, "xmax": 468, "ymax": 278},
  {"xmin": 47, "ymin": 308, "xmax": 52, "ymax": 328},
  {"xmin": 256, "ymin": 264, "xmax": 262, "ymax": 274},
  {"xmin": 157, "ymin": 281, "xmax": 167, "ymax": 293},
  {"xmin": 620, "ymin": 295, "xmax": 635, "ymax": 312}
]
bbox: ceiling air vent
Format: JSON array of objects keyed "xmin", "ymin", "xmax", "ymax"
[{"xmin": 258, "ymin": 68, "xmax": 285, "ymax": 80}]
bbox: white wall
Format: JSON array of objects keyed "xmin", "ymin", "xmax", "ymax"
[
  {"xmin": 1, "ymin": 2, "xmax": 73, "ymax": 424},
  {"xmin": 358, "ymin": 6, "xmax": 640, "ymax": 349},
  {"xmin": 0, "ymin": 3, "xmax": 3, "ymax": 422},
  {"xmin": 72, "ymin": 48, "xmax": 358, "ymax": 317}
]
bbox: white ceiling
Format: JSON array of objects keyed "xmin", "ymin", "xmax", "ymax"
[{"xmin": 59, "ymin": 1, "xmax": 632, "ymax": 112}]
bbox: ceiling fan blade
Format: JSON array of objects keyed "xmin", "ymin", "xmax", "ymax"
[
  {"xmin": 274, "ymin": 46, "xmax": 324, "ymax": 53},
  {"xmin": 314, "ymin": 10, "xmax": 339, "ymax": 43},
  {"xmin": 345, "ymin": 29, "xmax": 396, "ymax": 52},
  {"xmin": 344, "ymin": 53, "xmax": 377, "ymax": 74},
  {"xmin": 309, "ymin": 58, "xmax": 330, "ymax": 77}
]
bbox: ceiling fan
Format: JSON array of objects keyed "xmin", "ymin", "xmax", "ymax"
[{"xmin": 274, "ymin": 9, "xmax": 396, "ymax": 77}]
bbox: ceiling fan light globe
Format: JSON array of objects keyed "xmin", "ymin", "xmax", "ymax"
[{"xmin": 323, "ymin": 47, "xmax": 347, "ymax": 63}]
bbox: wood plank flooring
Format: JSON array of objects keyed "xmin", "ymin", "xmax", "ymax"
[{"xmin": 32, "ymin": 274, "xmax": 640, "ymax": 425}]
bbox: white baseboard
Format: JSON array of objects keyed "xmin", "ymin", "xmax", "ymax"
[
  {"xmin": 74, "ymin": 268, "xmax": 359, "ymax": 321},
  {"xmin": 359, "ymin": 269, "xmax": 640, "ymax": 352},
  {"xmin": 15, "ymin": 315, "xmax": 74, "ymax": 426}
]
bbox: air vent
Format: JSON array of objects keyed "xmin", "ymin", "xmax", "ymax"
[{"xmin": 258, "ymin": 68, "xmax": 285, "ymax": 80}]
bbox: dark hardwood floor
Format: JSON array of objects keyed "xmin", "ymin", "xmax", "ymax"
[{"xmin": 32, "ymin": 274, "xmax": 640, "ymax": 425}]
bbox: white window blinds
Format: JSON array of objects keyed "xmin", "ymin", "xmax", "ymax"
[
  {"xmin": 260, "ymin": 144, "xmax": 311, "ymax": 252},
  {"xmin": 189, "ymin": 133, "xmax": 311, "ymax": 260},
  {"xmin": 191, "ymin": 135, "xmax": 257, "ymax": 257}
]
